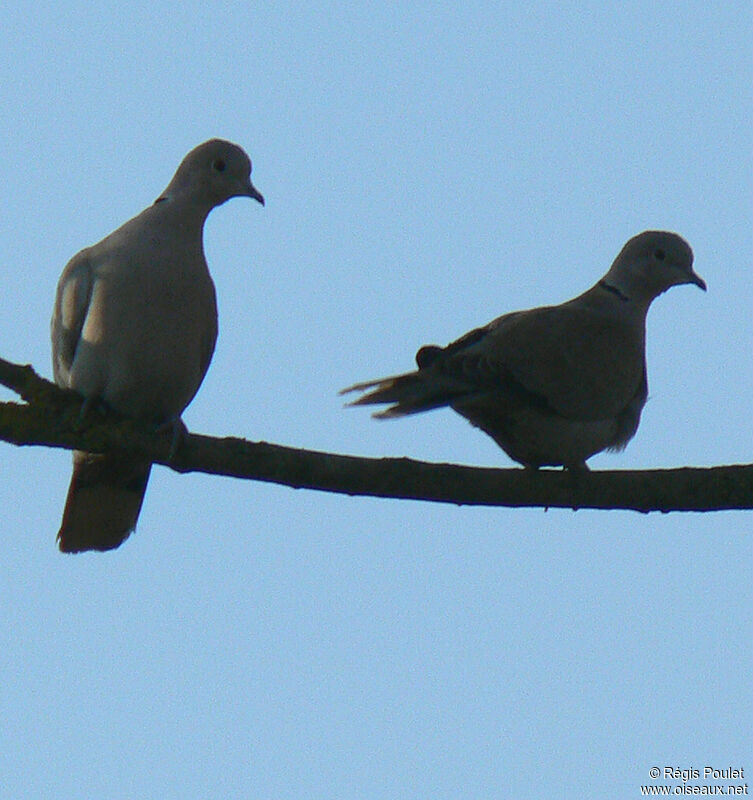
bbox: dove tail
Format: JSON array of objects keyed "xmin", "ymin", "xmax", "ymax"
[
  {"xmin": 57, "ymin": 451, "xmax": 151, "ymax": 553},
  {"xmin": 341, "ymin": 369, "xmax": 459, "ymax": 418}
]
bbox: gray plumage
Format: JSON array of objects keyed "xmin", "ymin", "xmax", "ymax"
[
  {"xmin": 343, "ymin": 231, "xmax": 705, "ymax": 470},
  {"xmin": 52, "ymin": 139, "xmax": 264, "ymax": 552}
]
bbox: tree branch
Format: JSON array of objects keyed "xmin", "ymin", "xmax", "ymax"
[{"xmin": 1, "ymin": 356, "xmax": 750, "ymax": 513}]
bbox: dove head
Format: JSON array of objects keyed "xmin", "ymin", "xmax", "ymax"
[
  {"xmin": 603, "ymin": 231, "xmax": 705, "ymax": 303},
  {"xmin": 161, "ymin": 139, "xmax": 265, "ymax": 209}
]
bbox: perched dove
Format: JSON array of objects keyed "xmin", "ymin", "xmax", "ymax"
[
  {"xmin": 343, "ymin": 231, "xmax": 705, "ymax": 470},
  {"xmin": 51, "ymin": 139, "xmax": 264, "ymax": 552}
]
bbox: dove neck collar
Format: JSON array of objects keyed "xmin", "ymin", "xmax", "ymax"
[{"xmin": 598, "ymin": 279, "xmax": 630, "ymax": 302}]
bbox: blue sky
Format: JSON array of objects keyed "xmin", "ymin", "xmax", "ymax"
[{"xmin": 0, "ymin": 3, "xmax": 750, "ymax": 798}]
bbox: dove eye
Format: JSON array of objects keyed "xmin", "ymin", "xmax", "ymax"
[
  {"xmin": 212, "ymin": 158, "xmax": 227, "ymax": 172},
  {"xmin": 654, "ymin": 249, "xmax": 666, "ymax": 261}
]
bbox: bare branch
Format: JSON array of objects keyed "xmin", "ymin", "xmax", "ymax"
[{"xmin": 1, "ymin": 357, "xmax": 751, "ymax": 513}]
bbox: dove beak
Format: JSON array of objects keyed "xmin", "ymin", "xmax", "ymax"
[
  {"xmin": 688, "ymin": 271, "xmax": 706, "ymax": 291},
  {"xmin": 246, "ymin": 179, "xmax": 265, "ymax": 206}
]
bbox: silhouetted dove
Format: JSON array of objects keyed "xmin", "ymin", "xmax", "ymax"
[
  {"xmin": 343, "ymin": 231, "xmax": 705, "ymax": 470},
  {"xmin": 51, "ymin": 139, "xmax": 264, "ymax": 552}
]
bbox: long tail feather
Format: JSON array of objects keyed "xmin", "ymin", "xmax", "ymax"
[
  {"xmin": 58, "ymin": 451, "xmax": 151, "ymax": 553},
  {"xmin": 341, "ymin": 369, "xmax": 465, "ymax": 418}
]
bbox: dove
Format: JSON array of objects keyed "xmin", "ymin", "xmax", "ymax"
[
  {"xmin": 51, "ymin": 139, "xmax": 264, "ymax": 552},
  {"xmin": 343, "ymin": 231, "xmax": 705, "ymax": 470}
]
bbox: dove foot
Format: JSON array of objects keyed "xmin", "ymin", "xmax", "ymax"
[{"xmin": 154, "ymin": 417, "xmax": 189, "ymax": 460}]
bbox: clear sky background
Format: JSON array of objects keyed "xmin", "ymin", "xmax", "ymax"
[{"xmin": 1, "ymin": 3, "xmax": 750, "ymax": 798}]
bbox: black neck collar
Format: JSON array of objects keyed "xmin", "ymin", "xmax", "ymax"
[{"xmin": 598, "ymin": 280, "xmax": 630, "ymax": 302}]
